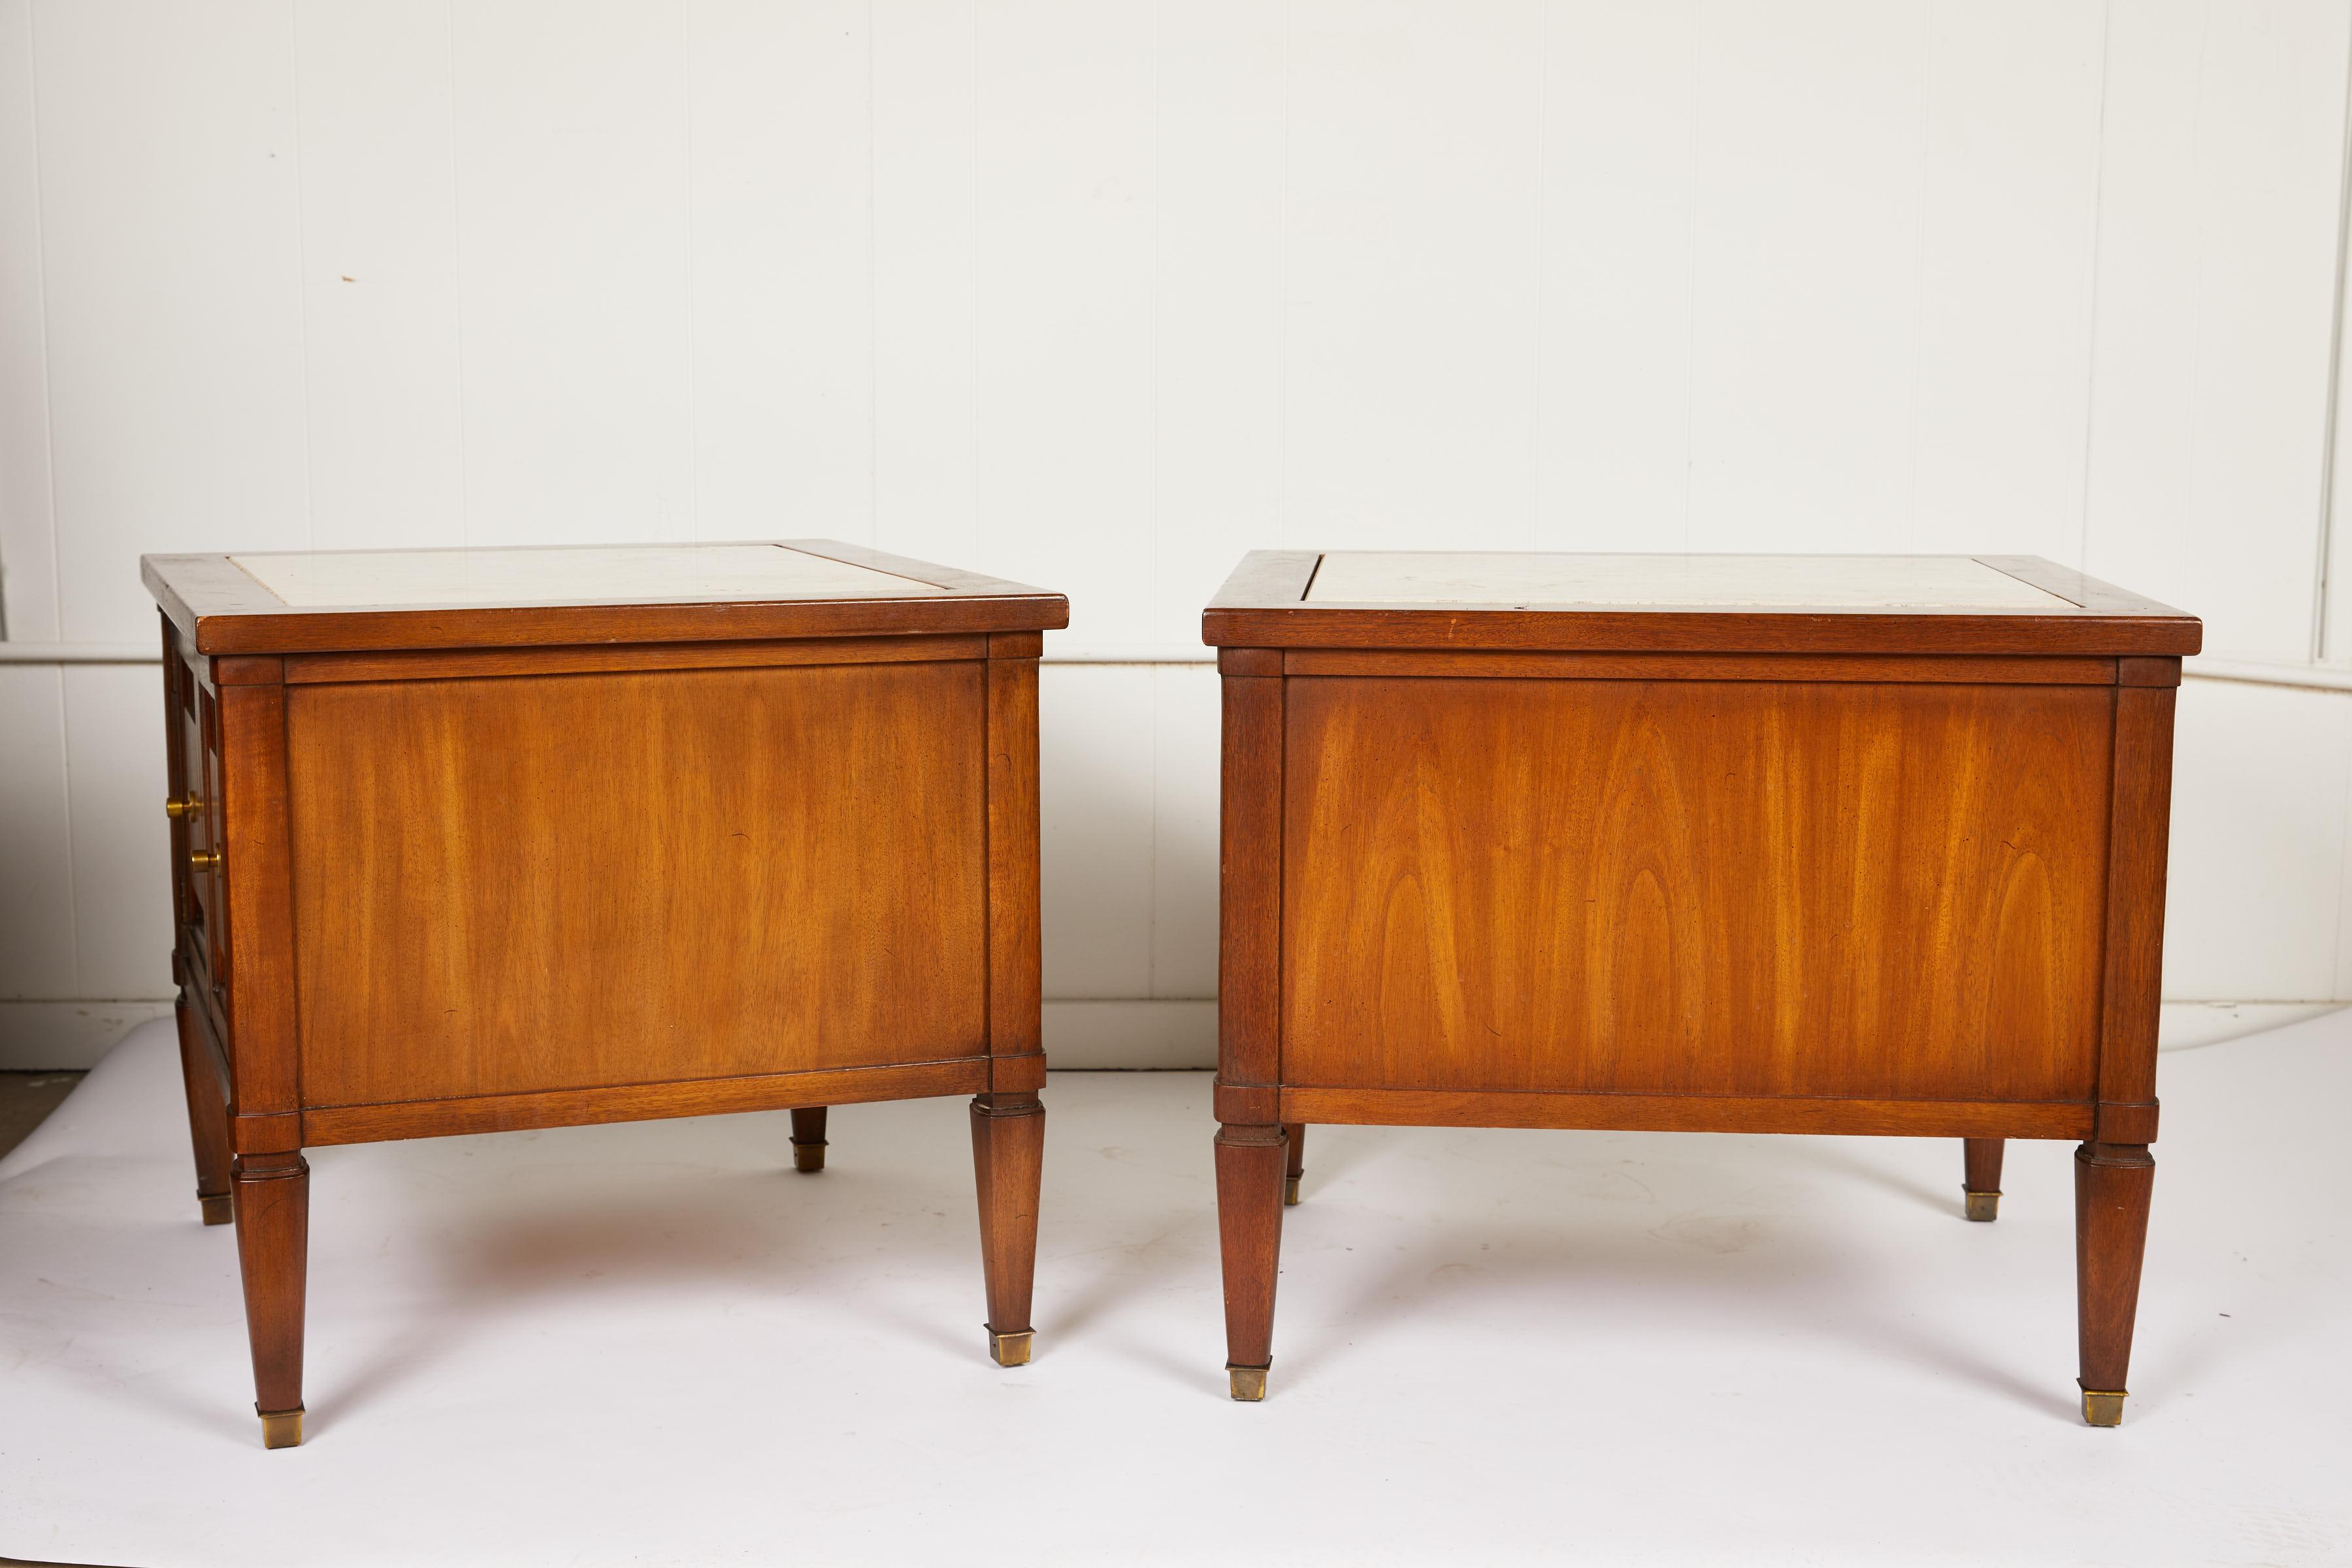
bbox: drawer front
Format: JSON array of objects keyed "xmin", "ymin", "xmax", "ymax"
[
  {"xmin": 1279, "ymin": 675, "xmax": 2112, "ymax": 1105},
  {"xmin": 285, "ymin": 659, "xmax": 992, "ymax": 1108}
]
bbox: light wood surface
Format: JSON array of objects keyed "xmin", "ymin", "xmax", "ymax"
[
  {"xmin": 1280, "ymin": 675, "xmax": 2110, "ymax": 1102},
  {"xmin": 284, "ymin": 659, "xmax": 988, "ymax": 1107}
]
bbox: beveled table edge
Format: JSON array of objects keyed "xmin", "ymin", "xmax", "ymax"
[
  {"xmin": 1200, "ymin": 551, "xmax": 2200, "ymax": 657},
  {"xmin": 144, "ymin": 538, "xmax": 1069, "ymax": 655}
]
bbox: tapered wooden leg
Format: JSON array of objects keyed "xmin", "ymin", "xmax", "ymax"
[
  {"xmin": 790, "ymin": 1106, "xmax": 828, "ymax": 1173},
  {"xmin": 231, "ymin": 1151, "xmax": 309, "ymax": 1448},
  {"xmin": 970, "ymin": 1093, "xmax": 1043, "ymax": 1367},
  {"xmin": 1282, "ymin": 1122, "xmax": 1305, "ymax": 1206},
  {"xmin": 173, "ymin": 1001, "xmax": 233, "ymax": 1226},
  {"xmin": 2074, "ymin": 1141, "xmax": 2154, "ymax": 1427},
  {"xmin": 1962, "ymin": 1137, "xmax": 2004, "ymax": 1222},
  {"xmin": 1217, "ymin": 1123, "xmax": 1287, "ymax": 1400}
]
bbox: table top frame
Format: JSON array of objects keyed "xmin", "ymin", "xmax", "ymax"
[
  {"xmin": 1202, "ymin": 551, "xmax": 2200, "ymax": 657},
  {"xmin": 144, "ymin": 538, "xmax": 1067, "ymax": 655}
]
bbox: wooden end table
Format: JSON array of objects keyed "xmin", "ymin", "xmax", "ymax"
[
  {"xmin": 142, "ymin": 540, "xmax": 1065, "ymax": 1447},
  {"xmin": 1201, "ymin": 551, "xmax": 2199, "ymax": 1422}
]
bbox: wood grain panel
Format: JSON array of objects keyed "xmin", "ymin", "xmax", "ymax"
[
  {"xmin": 281, "ymin": 633, "xmax": 987, "ymax": 685},
  {"xmin": 302, "ymin": 1058, "xmax": 987, "ymax": 1145},
  {"xmin": 286, "ymin": 660, "xmax": 987, "ymax": 1107},
  {"xmin": 1219, "ymin": 670, "xmax": 1284, "ymax": 1092},
  {"xmin": 2098, "ymin": 682, "xmax": 2179, "ymax": 1138},
  {"xmin": 1282, "ymin": 650, "xmax": 2119, "ymax": 685},
  {"xmin": 1281, "ymin": 676, "xmax": 2113, "ymax": 1102},
  {"xmin": 1279, "ymin": 1086, "xmax": 2093, "ymax": 1141},
  {"xmin": 985, "ymin": 653, "xmax": 1043, "ymax": 1081},
  {"xmin": 218, "ymin": 681, "xmax": 301, "ymax": 1134}
]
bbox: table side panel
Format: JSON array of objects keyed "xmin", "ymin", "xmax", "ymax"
[
  {"xmin": 284, "ymin": 660, "xmax": 989, "ymax": 1108},
  {"xmin": 1280, "ymin": 675, "xmax": 2114, "ymax": 1103}
]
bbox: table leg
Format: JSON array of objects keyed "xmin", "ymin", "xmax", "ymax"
[
  {"xmin": 1217, "ymin": 1122, "xmax": 1287, "ymax": 1401},
  {"xmin": 790, "ymin": 1106, "xmax": 828, "ymax": 1173},
  {"xmin": 1962, "ymin": 1137, "xmax": 2004, "ymax": 1222},
  {"xmin": 970, "ymin": 1092, "xmax": 1043, "ymax": 1367},
  {"xmin": 2074, "ymin": 1141, "xmax": 2154, "ymax": 1427},
  {"xmin": 232, "ymin": 1151, "xmax": 310, "ymax": 1448},
  {"xmin": 1282, "ymin": 1122, "xmax": 1306, "ymax": 1206},
  {"xmin": 174, "ymin": 1001, "xmax": 233, "ymax": 1226}
]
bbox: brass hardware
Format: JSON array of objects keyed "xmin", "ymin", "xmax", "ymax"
[
  {"xmin": 1283, "ymin": 1175, "xmax": 1301, "ymax": 1206},
  {"xmin": 189, "ymin": 848, "xmax": 221, "ymax": 872},
  {"xmin": 791, "ymin": 1138, "xmax": 828, "ymax": 1174},
  {"xmin": 165, "ymin": 793, "xmax": 204, "ymax": 819},
  {"xmin": 199, "ymin": 1192, "xmax": 233, "ymax": 1227},
  {"xmin": 2080, "ymin": 1388, "xmax": 2127, "ymax": 1428},
  {"xmin": 1227, "ymin": 1364, "xmax": 1269, "ymax": 1401},
  {"xmin": 1963, "ymin": 1190, "xmax": 2001, "ymax": 1222},
  {"xmin": 257, "ymin": 1404, "xmax": 304, "ymax": 1449},
  {"xmin": 988, "ymin": 1328, "xmax": 1034, "ymax": 1367}
]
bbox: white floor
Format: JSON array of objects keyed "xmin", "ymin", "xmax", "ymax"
[{"xmin": 1, "ymin": 1019, "xmax": 2346, "ymax": 1568}]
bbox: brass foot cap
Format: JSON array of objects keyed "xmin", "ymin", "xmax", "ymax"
[
  {"xmin": 2081, "ymin": 1388, "xmax": 2127, "ymax": 1427},
  {"xmin": 989, "ymin": 1328, "xmax": 1034, "ymax": 1367},
  {"xmin": 1283, "ymin": 1175, "xmax": 1301, "ymax": 1206},
  {"xmin": 257, "ymin": 1405, "xmax": 304, "ymax": 1449},
  {"xmin": 1964, "ymin": 1190, "xmax": 2001, "ymax": 1223},
  {"xmin": 199, "ymin": 1192, "xmax": 233, "ymax": 1226},
  {"xmin": 791, "ymin": 1143, "xmax": 826, "ymax": 1173},
  {"xmin": 1227, "ymin": 1364, "xmax": 1269, "ymax": 1402}
]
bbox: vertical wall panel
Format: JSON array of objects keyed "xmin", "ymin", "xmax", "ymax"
[
  {"xmin": 61, "ymin": 664, "xmax": 168, "ymax": 999},
  {"xmin": 2080, "ymin": 0, "xmax": 2200, "ymax": 627},
  {"xmin": 973, "ymin": 0, "xmax": 1156, "ymax": 644},
  {"xmin": 34, "ymin": 0, "xmax": 308, "ymax": 642},
  {"xmin": 1533, "ymin": 1, "xmax": 1697, "ymax": 551},
  {"xmin": 1282, "ymin": 0, "xmax": 1544, "ymax": 550},
  {"xmin": 1149, "ymin": 662, "xmax": 1218, "ymax": 998},
  {"xmin": 1038, "ymin": 664, "xmax": 1154, "ymax": 1000},
  {"xmin": 871, "ymin": 0, "xmax": 979, "ymax": 570},
  {"xmin": 1910, "ymin": 0, "xmax": 2106, "ymax": 561},
  {"xmin": 7, "ymin": 0, "xmax": 2352, "ymax": 1037},
  {"xmin": 1151, "ymin": 1, "xmax": 1286, "ymax": 645},
  {"xmin": 0, "ymin": 666, "xmax": 74, "ymax": 998},
  {"xmin": 293, "ymin": 0, "xmax": 465, "ymax": 551},
  {"xmin": 686, "ymin": 0, "xmax": 874, "ymax": 542},
  {"xmin": 449, "ymin": 0, "xmax": 693, "ymax": 546},
  {"xmin": 0, "ymin": 0, "xmax": 57, "ymax": 641},
  {"xmin": 1688, "ymin": 0, "xmax": 1928, "ymax": 552},
  {"xmin": 2166, "ymin": 677, "xmax": 2352, "ymax": 1001},
  {"xmin": 2085, "ymin": 0, "xmax": 2352, "ymax": 661}
]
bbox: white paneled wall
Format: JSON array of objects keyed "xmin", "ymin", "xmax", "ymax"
[{"xmin": 7, "ymin": 0, "xmax": 2352, "ymax": 1067}]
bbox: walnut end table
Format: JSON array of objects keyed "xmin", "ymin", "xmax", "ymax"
[
  {"xmin": 143, "ymin": 540, "xmax": 1066, "ymax": 1447},
  {"xmin": 1201, "ymin": 551, "xmax": 2199, "ymax": 1422}
]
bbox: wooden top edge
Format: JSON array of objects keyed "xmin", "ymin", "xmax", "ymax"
[
  {"xmin": 143, "ymin": 542, "xmax": 1067, "ymax": 654},
  {"xmin": 1201, "ymin": 606, "xmax": 2200, "ymax": 656},
  {"xmin": 142, "ymin": 539, "xmax": 1063, "ymax": 610},
  {"xmin": 1200, "ymin": 551, "xmax": 2198, "ymax": 655},
  {"xmin": 181, "ymin": 596, "xmax": 1068, "ymax": 655}
]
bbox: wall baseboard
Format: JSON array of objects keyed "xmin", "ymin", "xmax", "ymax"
[
  {"xmin": 1043, "ymin": 1000, "xmax": 1216, "ymax": 1068},
  {"xmin": 2, "ymin": 997, "xmax": 2334, "ymax": 1074}
]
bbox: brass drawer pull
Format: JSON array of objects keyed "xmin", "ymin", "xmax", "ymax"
[
  {"xmin": 189, "ymin": 848, "xmax": 221, "ymax": 871},
  {"xmin": 165, "ymin": 794, "xmax": 205, "ymax": 819}
]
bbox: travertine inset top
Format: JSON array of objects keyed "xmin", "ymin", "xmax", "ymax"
[
  {"xmin": 231, "ymin": 543, "xmax": 947, "ymax": 608},
  {"xmin": 1304, "ymin": 553, "xmax": 2074, "ymax": 611}
]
